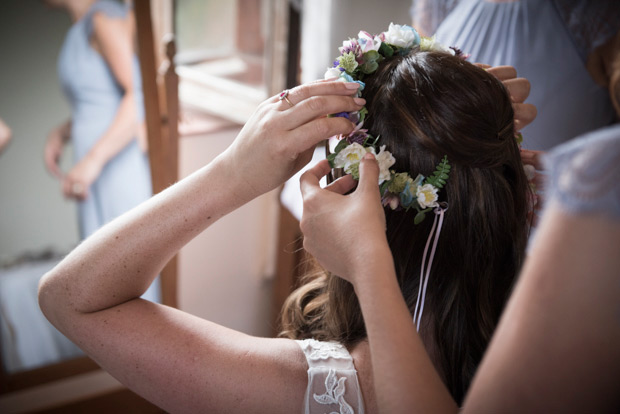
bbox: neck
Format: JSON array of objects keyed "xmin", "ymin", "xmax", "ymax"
[{"xmin": 65, "ymin": 0, "xmax": 97, "ymax": 22}]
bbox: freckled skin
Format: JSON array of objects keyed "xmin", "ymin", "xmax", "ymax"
[{"xmin": 37, "ymin": 81, "xmax": 366, "ymax": 413}]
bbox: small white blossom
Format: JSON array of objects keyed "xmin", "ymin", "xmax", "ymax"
[
  {"xmin": 338, "ymin": 38, "xmax": 358, "ymax": 54},
  {"xmin": 383, "ymin": 23, "xmax": 419, "ymax": 49},
  {"xmin": 375, "ymin": 145, "xmax": 396, "ymax": 184},
  {"xmin": 420, "ymin": 35, "xmax": 455, "ymax": 55},
  {"xmin": 324, "ymin": 67, "xmax": 342, "ymax": 80},
  {"xmin": 333, "ymin": 143, "xmax": 368, "ymax": 172},
  {"xmin": 416, "ymin": 184, "xmax": 439, "ymax": 209},
  {"xmin": 523, "ymin": 164, "xmax": 536, "ymax": 181}
]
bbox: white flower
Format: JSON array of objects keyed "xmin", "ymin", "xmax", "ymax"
[
  {"xmin": 333, "ymin": 143, "xmax": 368, "ymax": 172},
  {"xmin": 324, "ymin": 67, "xmax": 342, "ymax": 80},
  {"xmin": 416, "ymin": 183, "xmax": 439, "ymax": 209},
  {"xmin": 375, "ymin": 145, "xmax": 396, "ymax": 184},
  {"xmin": 383, "ymin": 23, "xmax": 420, "ymax": 49},
  {"xmin": 523, "ymin": 164, "xmax": 536, "ymax": 181},
  {"xmin": 420, "ymin": 35, "xmax": 455, "ymax": 55},
  {"xmin": 339, "ymin": 38, "xmax": 358, "ymax": 54}
]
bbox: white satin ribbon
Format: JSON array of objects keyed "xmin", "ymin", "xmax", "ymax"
[{"xmin": 413, "ymin": 203, "xmax": 448, "ymax": 331}]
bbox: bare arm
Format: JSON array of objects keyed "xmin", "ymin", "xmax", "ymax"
[
  {"xmin": 463, "ymin": 204, "xmax": 620, "ymax": 413},
  {"xmin": 61, "ymin": 12, "xmax": 140, "ymax": 200},
  {"xmin": 39, "ymin": 81, "xmax": 364, "ymax": 412}
]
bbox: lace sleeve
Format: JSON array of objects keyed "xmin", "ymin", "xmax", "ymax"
[
  {"xmin": 544, "ymin": 124, "xmax": 620, "ymax": 219},
  {"xmin": 296, "ymin": 339, "xmax": 365, "ymax": 414},
  {"xmin": 552, "ymin": 0, "xmax": 620, "ymax": 61},
  {"xmin": 410, "ymin": 0, "xmax": 460, "ymax": 36}
]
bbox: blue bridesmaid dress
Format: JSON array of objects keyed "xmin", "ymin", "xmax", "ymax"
[
  {"xmin": 57, "ymin": 0, "xmax": 160, "ymax": 302},
  {"xmin": 413, "ymin": 0, "xmax": 619, "ymax": 150}
]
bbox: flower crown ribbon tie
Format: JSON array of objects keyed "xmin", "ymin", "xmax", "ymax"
[{"xmin": 413, "ymin": 202, "xmax": 448, "ymax": 332}]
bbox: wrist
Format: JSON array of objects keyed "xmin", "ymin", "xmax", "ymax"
[
  {"xmin": 84, "ymin": 147, "xmax": 107, "ymax": 170},
  {"xmin": 351, "ymin": 244, "xmax": 397, "ymax": 295}
]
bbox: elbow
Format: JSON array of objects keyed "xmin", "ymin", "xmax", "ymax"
[{"xmin": 37, "ymin": 269, "xmax": 64, "ymax": 328}]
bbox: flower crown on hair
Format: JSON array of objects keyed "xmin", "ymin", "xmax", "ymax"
[{"xmin": 326, "ymin": 23, "xmax": 463, "ymax": 224}]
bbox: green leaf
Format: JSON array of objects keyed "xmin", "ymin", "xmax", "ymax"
[
  {"xmin": 360, "ymin": 61, "xmax": 379, "ymax": 74},
  {"xmin": 358, "ymin": 107, "xmax": 368, "ymax": 123},
  {"xmin": 363, "ymin": 50, "xmax": 380, "ymax": 62},
  {"xmin": 379, "ymin": 42, "xmax": 394, "ymax": 57},
  {"xmin": 327, "ymin": 152, "xmax": 337, "ymax": 167},
  {"xmin": 333, "ymin": 139, "xmax": 349, "ymax": 154},
  {"xmin": 414, "ymin": 211, "xmax": 426, "ymax": 224},
  {"xmin": 380, "ymin": 180, "xmax": 390, "ymax": 195},
  {"xmin": 425, "ymin": 155, "xmax": 450, "ymax": 189}
]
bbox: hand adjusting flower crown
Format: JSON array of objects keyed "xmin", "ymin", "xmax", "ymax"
[{"xmin": 325, "ymin": 23, "xmax": 465, "ymax": 224}]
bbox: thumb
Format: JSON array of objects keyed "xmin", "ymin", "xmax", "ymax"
[{"xmin": 357, "ymin": 152, "xmax": 380, "ymax": 193}]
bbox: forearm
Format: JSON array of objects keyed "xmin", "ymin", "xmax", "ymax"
[
  {"xmin": 39, "ymin": 151, "xmax": 251, "ymax": 327},
  {"xmin": 88, "ymin": 91, "xmax": 140, "ymax": 165},
  {"xmin": 354, "ymin": 250, "xmax": 457, "ymax": 414}
]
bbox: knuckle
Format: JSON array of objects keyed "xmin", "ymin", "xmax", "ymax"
[
  {"xmin": 312, "ymin": 118, "xmax": 330, "ymax": 137},
  {"xmin": 294, "ymin": 84, "xmax": 311, "ymax": 101},
  {"xmin": 306, "ymin": 96, "xmax": 326, "ymax": 113}
]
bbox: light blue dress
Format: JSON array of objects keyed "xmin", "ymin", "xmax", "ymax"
[
  {"xmin": 411, "ymin": 0, "xmax": 619, "ymax": 151},
  {"xmin": 58, "ymin": 0, "xmax": 160, "ymax": 301}
]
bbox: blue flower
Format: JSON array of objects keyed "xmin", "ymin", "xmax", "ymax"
[{"xmin": 400, "ymin": 181, "xmax": 416, "ymax": 208}]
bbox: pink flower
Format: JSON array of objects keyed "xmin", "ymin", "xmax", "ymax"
[
  {"xmin": 357, "ymin": 31, "xmax": 382, "ymax": 53},
  {"xmin": 382, "ymin": 193, "xmax": 401, "ymax": 210}
]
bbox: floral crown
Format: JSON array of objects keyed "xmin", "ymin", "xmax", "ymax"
[{"xmin": 325, "ymin": 23, "xmax": 465, "ymax": 224}]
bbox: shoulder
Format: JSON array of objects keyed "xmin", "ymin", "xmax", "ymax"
[
  {"xmin": 544, "ymin": 124, "xmax": 620, "ymax": 218},
  {"xmin": 85, "ymin": 1, "xmax": 129, "ymax": 37},
  {"xmin": 90, "ymin": 0, "xmax": 129, "ymax": 19}
]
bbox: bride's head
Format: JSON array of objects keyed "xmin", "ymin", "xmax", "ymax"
[{"xmin": 281, "ymin": 44, "xmax": 531, "ymax": 404}]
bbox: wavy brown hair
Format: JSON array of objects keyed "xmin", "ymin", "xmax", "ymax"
[{"xmin": 280, "ymin": 50, "xmax": 531, "ymax": 404}]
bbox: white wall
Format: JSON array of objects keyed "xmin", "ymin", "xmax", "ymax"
[
  {"xmin": 0, "ymin": 1, "xmax": 79, "ymax": 262},
  {"xmin": 178, "ymin": 126, "xmax": 277, "ymax": 337}
]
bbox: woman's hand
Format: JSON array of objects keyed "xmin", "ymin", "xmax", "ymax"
[
  {"xmin": 62, "ymin": 152, "xmax": 104, "ymax": 200},
  {"xmin": 223, "ymin": 81, "xmax": 365, "ymax": 199},
  {"xmin": 299, "ymin": 153, "xmax": 391, "ymax": 284},
  {"xmin": 44, "ymin": 124, "xmax": 69, "ymax": 179},
  {"xmin": 481, "ymin": 65, "xmax": 538, "ymax": 131}
]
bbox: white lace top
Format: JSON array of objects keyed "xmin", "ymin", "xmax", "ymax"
[{"xmin": 296, "ymin": 339, "xmax": 365, "ymax": 414}]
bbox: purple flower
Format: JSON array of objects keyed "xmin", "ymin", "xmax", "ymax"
[
  {"xmin": 345, "ymin": 124, "xmax": 369, "ymax": 144},
  {"xmin": 332, "ymin": 112, "xmax": 350, "ymax": 120}
]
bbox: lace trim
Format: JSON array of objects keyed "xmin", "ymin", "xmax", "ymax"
[
  {"xmin": 298, "ymin": 339, "xmax": 352, "ymax": 361},
  {"xmin": 545, "ymin": 124, "xmax": 620, "ymax": 218},
  {"xmin": 313, "ymin": 369, "xmax": 355, "ymax": 414},
  {"xmin": 552, "ymin": 0, "xmax": 620, "ymax": 61}
]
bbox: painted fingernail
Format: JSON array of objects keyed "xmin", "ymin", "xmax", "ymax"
[
  {"xmin": 344, "ymin": 82, "xmax": 360, "ymax": 89},
  {"xmin": 353, "ymin": 97, "xmax": 366, "ymax": 105},
  {"xmin": 363, "ymin": 152, "xmax": 375, "ymax": 160}
]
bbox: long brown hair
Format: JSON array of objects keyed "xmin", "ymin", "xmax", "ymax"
[{"xmin": 280, "ymin": 50, "xmax": 531, "ymax": 404}]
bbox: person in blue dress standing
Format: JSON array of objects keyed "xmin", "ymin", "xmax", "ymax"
[
  {"xmin": 43, "ymin": 0, "xmax": 159, "ymax": 302},
  {"xmin": 410, "ymin": 0, "xmax": 620, "ymax": 151}
]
